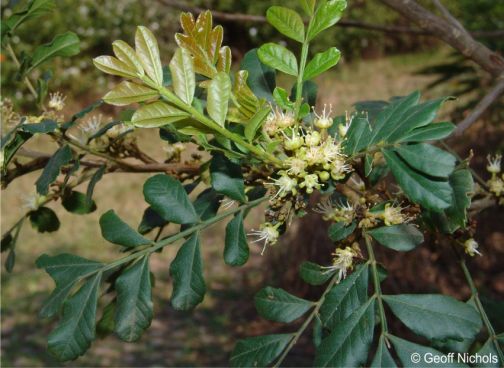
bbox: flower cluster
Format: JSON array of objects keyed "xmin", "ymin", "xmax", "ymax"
[{"xmin": 486, "ymin": 154, "xmax": 503, "ymax": 199}]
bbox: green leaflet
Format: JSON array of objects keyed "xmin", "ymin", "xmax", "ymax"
[
  {"xmin": 103, "ymin": 81, "xmax": 158, "ymax": 106},
  {"xmin": 383, "ymin": 294, "xmax": 482, "ymax": 341},
  {"xmin": 224, "ymin": 211, "xmax": 249, "ymax": 266},
  {"xmin": 230, "ymin": 334, "xmax": 292, "ymax": 367},
  {"xmin": 343, "ymin": 116, "xmax": 371, "ymax": 155},
  {"xmin": 93, "ymin": 55, "xmax": 138, "ymax": 79},
  {"xmin": 304, "ymin": 47, "xmax": 341, "ymax": 80},
  {"xmin": 61, "ymin": 191, "xmax": 96, "ymax": 215},
  {"xmin": 328, "ymin": 221, "xmax": 356, "ymax": 242},
  {"xmin": 193, "ymin": 188, "xmax": 223, "ymax": 221},
  {"xmin": 244, "ymin": 105, "xmax": 271, "ymax": 142},
  {"xmin": 299, "ymin": 261, "xmax": 335, "ymax": 286},
  {"xmin": 383, "ymin": 149, "xmax": 453, "ymax": 211},
  {"xmin": 2, "ymin": 0, "xmax": 55, "ymax": 38},
  {"xmin": 300, "ymin": 0, "xmax": 316, "ymax": 16},
  {"xmin": 207, "ymin": 72, "xmax": 231, "ymax": 126},
  {"xmin": 100, "ymin": 210, "xmax": 150, "ymax": 248},
  {"xmin": 255, "ymin": 287, "xmax": 313, "ymax": 323},
  {"xmin": 240, "ymin": 49, "xmax": 276, "ymax": 101},
  {"xmin": 115, "ymin": 255, "xmax": 153, "ymax": 342},
  {"xmin": 398, "ymin": 122, "xmax": 455, "ymax": 142},
  {"xmin": 257, "ymin": 43, "xmax": 298, "ymax": 76},
  {"xmin": 135, "ymin": 26, "xmax": 163, "ymax": 86},
  {"xmin": 319, "ymin": 264, "xmax": 369, "ymax": 329},
  {"xmin": 389, "ymin": 335, "xmax": 468, "ymax": 367},
  {"xmin": 29, "ymin": 207, "xmax": 60, "ymax": 233},
  {"xmin": 210, "ymin": 153, "xmax": 247, "ymax": 203},
  {"xmin": 36, "ymin": 145, "xmax": 72, "ymax": 195},
  {"xmin": 169, "ymin": 48, "xmax": 195, "ymax": 105},
  {"xmin": 26, "ymin": 31, "xmax": 80, "ymax": 74},
  {"xmin": 306, "ymin": 0, "xmax": 347, "ymax": 41},
  {"xmin": 143, "ymin": 174, "xmax": 199, "ymax": 224},
  {"xmin": 314, "ymin": 298, "xmax": 375, "ymax": 367},
  {"xmin": 36, "ymin": 253, "xmax": 102, "ymax": 318},
  {"xmin": 394, "ymin": 143, "xmax": 456, "ymax": 178},
  {"xmin": 19, "ymin": 119, "xmax": 58, "ymax": 133},
  {"xmin": 427, "ymin": 168, "xmax": 474, "ymax": 234},
  {"xmin": 266, "ymin": 6, "xmax": 305, "ymax": 43},
  {"xmin": 112, "ymin": 40, "xmax": 144, "ymax": 77},
  {"xmin": 367, "ymin": 224, "xmax": 424, "ymax": 251},
  {"xmin": 86, "ymin": 165, "xmax": 105, "ymax": 208},
  {"xmin": 131, "ymin": 101, "xmax": 189, "ymax": 128},
  {"xmin": 371, "ymin": 335, "xmax": 397, "ymax": 367},
  {"xmin": 169, "ymin": 233, "xmax": 206, "ymax": 310},
  {"xmin": 47, "ymin": 273, "xmax": 102, "ymax": 361},
  {"xmin": 138, "ymin": 207, "xmax": 168, "ymax": 234}
]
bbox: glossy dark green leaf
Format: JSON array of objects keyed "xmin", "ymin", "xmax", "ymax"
[
  {"xmin": 319, "ymin": 264, "xmax": 369, "ymax": 329},
  {"xmin": 395, "ymin": 143, "xmax": 456, "ymax": 178},
  {"xmin": 19, "ymin": 119, "xmax": 58, "ymax": 134},
  {"xmin": 371, "ymin": 335, "xmax": 397, "ymax": 367},
  {"xmin": 85, "ymin": 165, "xmax": 105, "ymax": 207},
  {"xmin": 100, "ymin": 210, "xmax": 150, "ymax": 248},
  {"xmin": 304, "ymin": 47, "xmax": 341, "ymax": 80},
  {"xmin": 429, "ymin": 168, "xmax": 474, "ymax": 234},
  {"xmin": 240, "ymin": 49, "xmax": 276, "ymax": 101},
  {"xmin": 210, "ymin": 154, "xmax": 246, "ymax": 203},
  {"xmin": 328, "ymin": 221, "xmax": 356, "ymax": 242},
  {"xmin": 224, "ymin": 211, "xmax": 249, "ymax": 266},
  {"xmin": 137, "ymin": 207, "xmax": 167, "ymax": 234},
  {"xmin": 143, "ymin": 174, "xmax": 199, "ymax": 224},
  {"xmin": 36, "ymin": 253, "xmax": 102, "ymax": 319},
  {"xmin": 389, "ymin": 335, "xmax": 467, "ymax": 367},
  {"xmin": 398, "ymin": 122, "xmax": 455, "ymax": 142},
  {"xmin": 47, "ymin": 273, "xmax": 101, "ymax": 361},
  {"xmin": 193, "ymin": 188, "xmax": 223, "ymax": 221},
  {"xmin": 169, "ymin": 234, "xmax": 206, "ymax": 310},
  {"xmin": 115, "ymin": 256, "xmax": 153, "ymax": 342},
  {"xmin": 383, "ymin": 149, "xmax": 453, "ymax": 211},
  {"xmin": 307, "ymin": 0, "xmax": 347, "ymax": 41},
  {"xmin": 343, "ymin": 116, "xmax": 372, "ymax": 155},
  {"xmin": 299, "ymin": 261, "xmax": 334, "ymax": 285},
  {"xmin": 314, "ymin": 298, "xmax": 375, "ymax": 367},
  {"xmin": 258, "ymin": 43, "xmax": 298, "ymax": 76},
  {"xmin": 266, "ymin": 6, "xmax": 305, "ymax": 42},
  {"xmin": 383, "ymin": 294, "xmax": 482, "ymax": 341},
  {"xmin": 27, "ymin": 32, "xmax": 80, "ymax": 73},
  {"xmin": 35, "ymin": 145, "xmax": 72, "ymax": 195},
  {"xmin": 61, "ymin": 191, "xmax": 96, "ymax": 214},
  {"xmin": 208, "ymin": 72, "xmax": 231, "ymax": 126},
  {"xmin": 255, "ymin": 287, "xmax": 313, "ymax": 323},
  {"xmin": 230, "ymin": 334, "xmax": 292, "ymax": 367},
  {"xmin": 368, "ymin": 224, "xmax": 423, "ymax": 251},
  {"xmin": 29, "ymin": 207, "xmax": 60, "ymax": 233}
]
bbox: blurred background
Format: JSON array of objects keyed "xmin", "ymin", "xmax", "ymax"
[{"xmin": 1, "ymin": 0, "xmax": 503, "ymax": 366}]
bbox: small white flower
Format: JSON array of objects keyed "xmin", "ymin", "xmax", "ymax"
[
  {"xmin": 304, "ymin": 131, "xmax": 321, "ymax": 147},
  {"xmin": 321, "ymin": 246, "xmax": 357, "ymax": 282},
  {"xmin": 80, "ymin": 115, "xmax": 102, "ymax": 137},
  {"xmin": 313, "ymin": 197, "xmax": 335, "ymax": 220},
  {"xmin": 330, "ymin": 158, "xmax": 352, "ymax": 180},
  {"xmin": 48, "ymin": 92, "xmax": 66, "ymax": 111},
  {"xmin": 314, "ymin": 104, "xmax": 333, "ymax": 129},
  {"xmin": 321, "ymin": 138, "xmax": 343, "ymax": 162},
  {"xmin": 487, "ymin": 154, "xmax": 502, "ymax": 174},
  {"xmin": 463, "ymin": 239, "xmax": 481, "ymax": 257},
  {"xmin": 282, "ymin": 130, "xmax": 304, "ymax": 151},
  {"xmin": 338, "ymin": 119, "xmax": 351, "ymax": 138},
  {"xmin": 267, "ymin": 172, "xmax": 298, "ymax": 198},
  {"xmin": 22, "ymin": 193, "xmax": 43, "ymax": 211},
  {"xmin": 488, "ymin": 177, "xmax": 504, "ymax": 196},
  {"xmin": 381, "ymin": 203, "xmax": 411, "ymax": 226},
  {"xmin": 248, "ymin": 223, "xmax": 280, "ymax": 255},
  {"xmin": 286, "ymin": 157, "xmax": 307, "ymax": 177},
  {"xmin": 299, "ymin": 173, "xmax": 320, "ymax": 194}
]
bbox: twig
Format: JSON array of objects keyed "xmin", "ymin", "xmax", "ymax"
[
  {"xmin": 454, "ymin": 77, "xmax": 504, "ymax": 136},
  {"xmin": 379, "ymin": 0, "xmax": 504, "ymax": 77},
  {"xmin": 159, "ymin": 0, "xmax": 504, "ymax": 38},
  {"xmin": 5, "ymin": 42, "xmax": 39, "ymax": 100}
]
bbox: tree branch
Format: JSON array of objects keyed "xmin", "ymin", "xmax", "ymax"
[
  {"xmin": 159, "ymin": 0, "xmax": 504, "ymax": 38},
  {"xmin": 378, "ymin": 0, "xmax": 504, "ymax": 77},
  {"xmin": 454, "ymin": 77, "xmax": 504, "ymax": 135}
]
